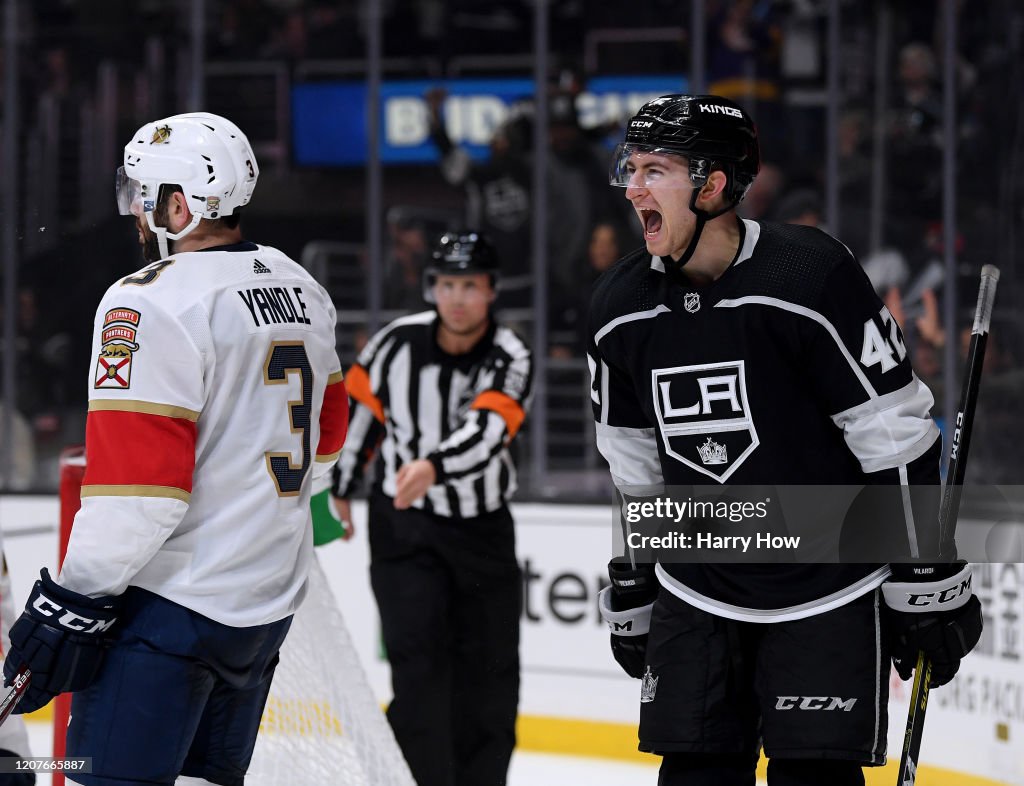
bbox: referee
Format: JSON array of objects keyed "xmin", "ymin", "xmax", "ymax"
[{"xmin": 331, "ymin": 230, "xmax": 533, "ymax": 786}]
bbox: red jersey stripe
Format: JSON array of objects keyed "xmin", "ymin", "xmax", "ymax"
[
  {"xmin": 82, "ymin": 409, "xmax": 197, "ymax": 493},
  {"xmin": 317, "ymin": 377, "xmax": 349, "ymax": 460}
]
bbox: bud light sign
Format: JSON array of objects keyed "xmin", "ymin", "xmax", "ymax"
[{"xmin": 292, "ymin": 75, "xmax": 686, "ymax": 166}]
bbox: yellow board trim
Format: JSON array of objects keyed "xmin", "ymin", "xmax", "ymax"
[
  {"xmin": 514, "ymin": 715, "xmax": 1015, "ymax": 786},
  {"xmin": 21, "ymin": 708, "xmax": 1010, "ymax": 785},
  {"xmin": 81, "ymin": 484, "xmax": 191, "ymax": 503},
  {"xmin": 88, "ymin": 399, "xmax": 200, "ymax": 421}
]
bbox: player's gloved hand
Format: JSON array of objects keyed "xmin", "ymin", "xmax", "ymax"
[
  {"xmin": 598, "ymin": 558, "xmax": 658, "ymax": 679},
  {"xmin": 2, "ymin": 569, "xmax": 120, "ymax": 713},
  {"xmin": 882, "ymin": 560, "xmax": 983, "ymax": 688},
  {"xmin": 0, "ymin": 750, "xmax": 35, "ymax": 785}
]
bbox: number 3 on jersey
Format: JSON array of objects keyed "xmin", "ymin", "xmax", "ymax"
[
  {"xmin": 860, "ymin": 305, "xmax": 907, "ymax": 373},
  {"xmin": 264, "ymin": 341, "xmax": 313, "ymax": 496}
]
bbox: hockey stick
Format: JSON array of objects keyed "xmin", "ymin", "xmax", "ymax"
[
  {"xmin": 896, "ymin": 264, "xmax": 1000, "ymax": 786},
  {"xmin": 0, "ymin": 665, "xmax": 31, "ymax": 730}
]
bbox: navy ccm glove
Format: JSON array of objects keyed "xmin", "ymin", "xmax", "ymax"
[
  {"xmin": 598, "ymin": 558, "xmax": 658, "ymax": 678},
  {"xmin": 2, "ymin": 569, "xmax": 120, "ymax": 713},
  {"xmin": 882, "ymin": 560, "xmax": 983, "ymax": 688}
]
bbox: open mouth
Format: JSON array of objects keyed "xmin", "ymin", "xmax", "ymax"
[{"xmin": 640, "ymin": 208, "xmax": 663, "ymax": 238}]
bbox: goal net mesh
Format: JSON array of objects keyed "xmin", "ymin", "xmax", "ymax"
[{"xmin": 246, "ymin": 553, "xmax": 415, "ymax": 785}]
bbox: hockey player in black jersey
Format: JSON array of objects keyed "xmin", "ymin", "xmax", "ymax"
[{"xmin": 589, "ymin": 95, "xmax": 982, "ymax": 785}]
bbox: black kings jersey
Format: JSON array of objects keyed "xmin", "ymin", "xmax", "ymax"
[{"xmin": 588, "ymin": 219, "xmax": 941, "ymax": 621}]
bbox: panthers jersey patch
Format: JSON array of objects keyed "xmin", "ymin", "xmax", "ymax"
[{"xmin": 95, "ymin": 307, "xmax": 141, "ymax": 389}]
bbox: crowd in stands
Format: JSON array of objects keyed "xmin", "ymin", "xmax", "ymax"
[{"xmin": 2, "ymin": 0, "xmax": 1022, "ymax": 491}]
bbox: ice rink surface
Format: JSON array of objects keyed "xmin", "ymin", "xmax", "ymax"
[{"xmin": 22, "ymin": 720, "xmax": 673, "ymax": 786}]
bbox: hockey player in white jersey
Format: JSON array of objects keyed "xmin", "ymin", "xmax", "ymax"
[{"xmin": 1, "ymin": 113, "xmax": 348, "ymax": 786}]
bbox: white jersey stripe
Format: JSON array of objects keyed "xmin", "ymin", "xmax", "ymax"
[
  {"xmin": 655, "ymin": 563, "xmax": 891, "ymax": 623},
  {"xmin": 595, "ymin": 305, "xmax": 671, "ymax": 345},
  {"xmin": 715, "ymin": 296, "xmax": 878, "ymax": 398}
]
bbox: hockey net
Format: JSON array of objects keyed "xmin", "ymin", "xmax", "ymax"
[{"xmin": 57, "ymin": 450, "xmax": 415, "ymax": 786}]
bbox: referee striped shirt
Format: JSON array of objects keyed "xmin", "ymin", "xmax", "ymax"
[{"xmin": 332, "ymin": 310, "xmax": 533, "ymax": 519}]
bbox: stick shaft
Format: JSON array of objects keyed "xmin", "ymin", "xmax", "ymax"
[
  {"xmin": 0, "ymin": 665, "xmax": 31, "ymax": 730},
  {"xmin": 896, "ymin": 265, "xmax": 1000, "ymax": 785}
]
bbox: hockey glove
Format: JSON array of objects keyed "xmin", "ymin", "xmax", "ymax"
[
  {"xmin": 0, "ymin": 750, "xmax": 34, "ymax": 785},
  {"xmin": 2, "ymin": 569, "xmax": 120, "ymax": 714},
  {"xmin": 598, "ymin": 558, "xmax": 658, "ymax": 679},
  {"xmin": 882, "ymin": 560, "xmax": 983, "ymax": 688}
]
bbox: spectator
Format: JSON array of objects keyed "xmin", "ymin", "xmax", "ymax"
[
  {"xmin": 550, "ymin": 220, "xmax": 629, "ymax": 357},
  {"xmin": 382, "ymin": 217, "xmax": 431, "ymax": 312},
  {"xmin": 0, "ymin": 404, "xmax": 36, "ymax": 491},
  {"xmin": 426, "ymin": 87, "xmax": 534, "ymax": 306}
]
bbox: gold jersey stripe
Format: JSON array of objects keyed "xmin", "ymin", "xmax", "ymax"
[
  {"xmin": 88, "ymin": 399, "xmax": 201, "ymax": 421},
  {"xmin": 81, "ymin": 484, "xmax": 191, "ymax": 503},
  {"xmin": 315, "ymin": 450, "xmax": 342, "ymax": 464},
  {"xmin": 327, "ymin": 370, "xmax": 345, "ymax": 385}
]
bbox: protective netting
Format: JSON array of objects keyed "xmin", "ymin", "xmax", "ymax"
[{"xmin": 247, "ymin": 555, "xmax": 415, "ymax": 786}]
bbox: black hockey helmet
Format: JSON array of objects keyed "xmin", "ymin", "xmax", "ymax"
[
  {"xmin": 610, "ymin": 94, "xmax": 760, "ymax": 207},
  {"xmin": 423, "ymin": 230, "xmax": 500, "ymax": 302}
]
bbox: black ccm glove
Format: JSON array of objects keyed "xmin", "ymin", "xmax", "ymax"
[
  {"xmin": 882, "ymin": 560, "xmax": 983, "ymax": 688},
  {"xmin": 597, "ymin": 558, "xmax": 658, "ymax": 678},
  {"xmin": 2, "ymin": 569, "xmax": 120, "ymax": 714}
]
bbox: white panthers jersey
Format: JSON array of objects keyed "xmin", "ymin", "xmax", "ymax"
[{"xmin": 58, "ymin": 243, "xmax": 347, "ymax": 627}]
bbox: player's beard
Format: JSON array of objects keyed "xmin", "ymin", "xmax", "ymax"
[{"xmin": 138, "ymin": 202, "xmax": 173, "ymax": 263}]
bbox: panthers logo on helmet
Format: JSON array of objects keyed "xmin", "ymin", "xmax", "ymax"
[{"xmin": 150, "ymin": 125, "xmax": 172, "ymax": 144}]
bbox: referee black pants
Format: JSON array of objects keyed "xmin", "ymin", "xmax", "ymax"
[{"xmin": 368, "ymin": 493, "xmax": 521, "ymax": 786}]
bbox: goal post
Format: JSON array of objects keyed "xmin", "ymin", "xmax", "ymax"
[{"xmin": 57, "ymin": 450, "xmax": 414, "ymax": 786}]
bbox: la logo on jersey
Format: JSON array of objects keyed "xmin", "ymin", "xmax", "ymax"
[
  {"xmin": 95, "ymin": 307, "xmax": 141, "ymax": 389},
  {"xmin": 652, "ymin": 360, "xmax": 759, "ymax": 482}
]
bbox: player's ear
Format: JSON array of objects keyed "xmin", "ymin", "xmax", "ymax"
[
  {"xmin": 168, "ymin": 191, "xmax": 193, "ymax": 231},
  {"xmin": 697, "ymin": 171, "xmax": 729, "ymax": 209}
]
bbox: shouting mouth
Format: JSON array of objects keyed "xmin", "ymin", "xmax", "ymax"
[{"xmin": 640, "ymin": 208, "xmax": 663, "ymax": 238}]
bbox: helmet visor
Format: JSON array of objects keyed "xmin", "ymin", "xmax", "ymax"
[
  {"xmin": 115, "ymin": 166, "xmax": 147, "ymax": 216},
  {"xmin": 609, "ymin": 144, "xmax": 693, "ymax": 189}
]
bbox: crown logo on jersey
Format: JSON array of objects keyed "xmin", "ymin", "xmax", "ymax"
[
  {"xmin": 150, "ymin": 125, "xmax": 172, "ymax": 144},
  {"xmin": 697, "ymin": 437, "xmax": 728, "ymax": 465},
  {"xmin": 684, "ymin": 292, "xmax": 700, "ymax": 313},
  {"xmin": 253, "ymin": 260, "xmax": 271, "ymax": 275},
  {"xmin": 640, "ymin": 667, "xmax": 659, "ymax": 703}
]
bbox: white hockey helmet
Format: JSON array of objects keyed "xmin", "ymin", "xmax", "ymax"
[{"xmin": 116, "ymin": 112, "xmax": 259, "ymax": 258}]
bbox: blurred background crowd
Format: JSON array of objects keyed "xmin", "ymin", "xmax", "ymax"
[{"xmin": 1, "ymin": 0, "xmax": 1022, "ymax": 502}]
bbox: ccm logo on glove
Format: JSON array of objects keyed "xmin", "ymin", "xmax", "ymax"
[
  {"xmin": 882, "ymin": 564, "xmax": 972, "ymax": 613},
  {"xmin": 30, "ymin": 594, "xmax": 118, "ymax": 634}
]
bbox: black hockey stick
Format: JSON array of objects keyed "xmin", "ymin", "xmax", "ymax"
[
  {"xmin": 0, "ymin": 665, "xmax": 31, "ymax": 730},
  {"xmin": 896, "ymin": 264, "xmax": 1000, "ymax": 786}
]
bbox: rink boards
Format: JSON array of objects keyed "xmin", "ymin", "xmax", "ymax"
[{"xmin": 1, "ymin": 495, "xmax": 1021, "ymax": 785}]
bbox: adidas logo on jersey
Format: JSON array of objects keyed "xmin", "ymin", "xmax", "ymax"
[{"xmin": 253, "ymin": 260, "xmax": 271, "ymax": 275}]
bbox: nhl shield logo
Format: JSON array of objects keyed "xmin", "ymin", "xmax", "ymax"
[
  {"xmin": 684, "ymin": 292, "xmax": 700, "ymax": 313},
  {"xmin": 651, "ymin": 360, "xmax": 759, "ymax": 482}
]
